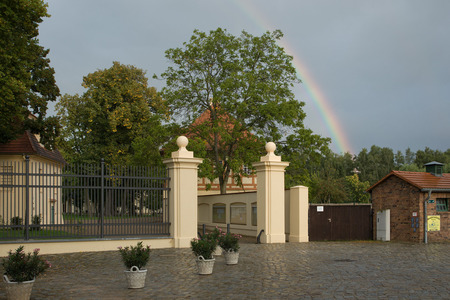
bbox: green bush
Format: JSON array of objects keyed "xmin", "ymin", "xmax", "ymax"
[
  {"xmin": 10, "ymin": 216, "xmax": 22, "ymax": 229},
  {"xmin": 118, "ymin": 241, "xmax": 151, "ymax": 270},
  {"xmin": 2, "ymin": 245, "xmax": 51, "ymax": 282},
  {"xmin": 191, "ymin": 237, "xmax": 217, "ymax": 259}
]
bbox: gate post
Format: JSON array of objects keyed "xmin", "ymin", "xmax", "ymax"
[
  {"xmin": 253, "ymin": 142, "xmax": 289, "ymax": 243},
  {"xmin": 289, "ymin": 186, "xmax": 309, "ymax": 242},
  {"xmin": 163, "ymin": 136, "xmax": 203, "ymax": 248}
]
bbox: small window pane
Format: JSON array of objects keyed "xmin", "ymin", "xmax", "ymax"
[
  {"xmin": 213, "ymin": 204, "xmax": 226, "ymax": 223},
  {"xmin": 230, "ymin": 203, "xmax": 246, "ymax": 225},
  {"xmin": 436, "ymin": 199, "xmax": 448, "ymax": 212},
  {"xmin": 251, "ymin": 203, "xmax": 257, "ymax": 226}
]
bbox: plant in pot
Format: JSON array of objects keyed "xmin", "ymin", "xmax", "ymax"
[
  {"xmin": 191, "ymin": 237, "xmax": 217, "ymax": 275},
  {"xmin": 205, "ymin": 226, "xmax": 222, "ymax": 256},
  {"xmin": 218, "ymin": 232, "xmax": 242, "ymax": 265},
  {"xmin": 2, "ymin": 245, "xmax": 51, "ymax": 300},
  {"xmin": 118, "ymin": 241, "xmax": 150, "ymax": 289}
]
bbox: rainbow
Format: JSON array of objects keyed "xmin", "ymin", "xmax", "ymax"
[{"xmin": 231, "ymin": 1, "xmax": 353, "ymax": 154}]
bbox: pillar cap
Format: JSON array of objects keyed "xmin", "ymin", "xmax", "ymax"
[
  {"xmin": 172, "ymin": 136, "xmax": 194, "ymax": 158},
  {"xmin": 260, "ymin": 142, "xmax": 281, "ymax": 162}
]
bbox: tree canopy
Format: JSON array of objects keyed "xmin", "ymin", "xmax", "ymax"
[
  {"xmin": 56, "ymin": 62, "xmax": 168, "ymax": 165},
  {"xmin": 157, "ymin": 28, "xmax": 326, "ymax": 194},
  {"xmin": 0, "ymin": 0, "xmax": 60, "ymax": 148}
]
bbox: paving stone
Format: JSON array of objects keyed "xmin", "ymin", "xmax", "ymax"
[{"xmin": 0, "ymin": 241, "xmax": 448, "ymax": 299}]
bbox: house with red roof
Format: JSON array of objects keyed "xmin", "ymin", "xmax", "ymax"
[
  {"xmin": 367, "ymin": 162, "xmax": 449, "ymax": 242},
  {"xmin": 0, "ymin": 131, "xmax": 65, "ymax": 226}
]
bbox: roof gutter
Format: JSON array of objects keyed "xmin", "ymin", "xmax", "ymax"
[{"xmin": 421, "ymin": 188, "xmax": 450, "ymax": 192}]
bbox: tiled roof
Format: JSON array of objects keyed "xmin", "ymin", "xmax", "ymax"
[
  {"xmin": 0, "ymin": 131, "xmax": 66, "ymax": 164},
  {"xmin": 367, "ymin": 170, "xmax": 450, "ymax": 192}
]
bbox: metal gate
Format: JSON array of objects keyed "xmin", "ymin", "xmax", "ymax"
[
  {"xmin": 309, "ymin": 204, "xmax": 373, "ymax": 241},
  {"xmin": 0, "ymin": 157, "xmax": 170, "ymax": 241}
]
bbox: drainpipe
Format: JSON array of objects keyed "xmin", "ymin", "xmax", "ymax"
[{"xmin": 424, "ymin": 190, "xmax": 432, "ymax": 244}]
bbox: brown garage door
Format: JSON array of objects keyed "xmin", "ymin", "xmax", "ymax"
[{"xmin": 309, "ymin": 204, "xmax": 373, "ymax": 241}]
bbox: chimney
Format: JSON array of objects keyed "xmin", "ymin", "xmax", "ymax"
[{"xmin": 424, "ymin": 161, "xmax": 444, "ymax": 177}]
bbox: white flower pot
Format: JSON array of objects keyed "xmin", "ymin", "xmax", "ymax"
[
  {"xmin": 196, "ymin": 256, "xmax": 215, "ymax": 275},
  {"xmin": 3, "ymin": 275, "xmax": 35, "ymax": 300},
  {"xmin": 124, "ymin": 266, "xmax": 147, "ymax": 289},
  {"xmin": 213, "ymin": 246, "xmax": 223, "ymax": 256},
  {"xmin": 223, "ymin": 250, "xmax": 239, "ymax": 265}
]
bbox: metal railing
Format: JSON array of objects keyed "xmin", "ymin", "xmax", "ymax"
[{"xmin": 0, "ymin": 157, "xmax": 170, "ymax": 241}]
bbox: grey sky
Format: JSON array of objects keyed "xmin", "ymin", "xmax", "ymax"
[{"xmin": 39, "ymin": 0, "xmax": 450, "ymax": 154}]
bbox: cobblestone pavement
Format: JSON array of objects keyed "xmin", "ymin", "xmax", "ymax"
[{"xmin": 1, "ymin": 240, "xmax": 449, "ymax": 299}]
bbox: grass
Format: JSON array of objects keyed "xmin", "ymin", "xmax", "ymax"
[{"xmin": 0, "ymin": 228, "xmax": 77, "ymax": 240}]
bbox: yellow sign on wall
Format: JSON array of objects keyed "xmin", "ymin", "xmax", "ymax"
[{"xmin": 427, "ymin": 215, "xmax": 440, "ymax": 231}]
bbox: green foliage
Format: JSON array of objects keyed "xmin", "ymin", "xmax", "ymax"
[
  {"xmin": 414, "ymin": 147, "xmax": 449, "ymax": 167},
  {"xmin": 308, "ymin": 173, "xmax": 347, "ymax": 203},
  {"xmin": 31, "ymin": 215, "xmax": 41, "ymax": 231},
  {"xmin": 218, "ymin": 232, "xmax": 241, "ymax": 253},
  {"xmin": 355, "ymin": 146, "xmax": 394, "ymax": 185},
  {"xmin": 118, "ymin": 241, "xmax": 151, "ymax": 270},
  {"xmin": 279, "ymin": 128, "xmax": 331, "ymax": 188},
  {"xmin": 158, "ymin": 28, "xmax": 315, "ymax": 194},
  {"xmin": 191, "ymin": 237, "xmax": 217, "ymax": 259},
  {"xmin": 10, "ymin": 216, "xmax": 22, "ymax": 229},
  {"xmin": 305, "ymin": 146, "xmax": 450, "ymax": 204},
  {"xmin": 56, "ymin": 62, "xmax": 168, "ymax": 166},
  {"xmin": 344, "ymin": 174, "xmax": 370, "ymax": 203},
  {"xmin": 0, "ymin": 0, "xmax": 60, "ymax": 148},
  {"xmin": 2, "ymin": 245, "xmax": 50, "ymax": 282}
]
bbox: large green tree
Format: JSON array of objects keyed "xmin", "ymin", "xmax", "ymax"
[
  {"xmin": 0, "ymin": 0, "xmax": 60, "ymax": 147},
  {"xmin": 57, "ymin": 62, "xmax": 167, "ymax": 165},
  {"xmin": 158, "ymin": 28, "xmax": 322, "ymax": 194}
]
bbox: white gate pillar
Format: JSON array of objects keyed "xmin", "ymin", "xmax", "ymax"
[
  {"xmin": 253, "ymin": 142, "xmax": 289, "ymax": 243},
  {"xmin": 163, "ymin": 136, "xmax": 203, "ymax": 248},
  {"xmin": 289, "ymin": 186, "xmax": 309, "ymax": 242}
]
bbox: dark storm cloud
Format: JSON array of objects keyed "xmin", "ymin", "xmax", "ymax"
[{"xmin": 39, "ymin": 0, "xmax": 450, "ymax": 154}]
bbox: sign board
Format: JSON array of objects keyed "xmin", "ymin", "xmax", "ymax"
[
  {"xmin": 317, "ymin": 206, "xmax": 324, "ymax": 212},
  {"xmin": 428, "ymin": 199, "xmax": 435, "ymax": 204},
  {"xmin": 412, "ymin": 212, "xmax": 417, "ymax": 217},
  {"xmin": 427, "ymin": 215, "xmax": 440, "ymax": 231}
]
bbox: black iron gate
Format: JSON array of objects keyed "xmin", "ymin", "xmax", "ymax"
[{"xmin": 0, "ymin": 157, "xmax": 170, "ymax": 241}]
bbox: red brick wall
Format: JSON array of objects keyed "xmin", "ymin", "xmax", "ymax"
[
  {"xmin": 371, "ymin": 175, "xmax": 450, "ymax": 242},
  {"xmin": 371, "ymin": 176, "xmax": 423, "ymax": 242},
  {"xmin": 424, "ymin": 192, "xmax": 450, "ymax": 242}
]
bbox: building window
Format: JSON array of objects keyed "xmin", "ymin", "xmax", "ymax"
[
  {"xmin": 230, "ymin": 203, "xmax": 246, "ymax": 225},
  {"xmin": 436, "ymin": 199, "xmax": 448, "ymax": 212},
  {"xmin": 213, "ymin": 203, "xmax": 226, "ymax": 223},
  {"xmin": 242, "ymin": 165, "xmax": 252, "ymax": 176},
  {"xmin": 251, "ymin": 202, "xmax": 257, "ymax": 226}
]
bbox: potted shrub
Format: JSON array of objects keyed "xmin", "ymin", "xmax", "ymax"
[
  {"xmin": 2, "ymin": 246, "xmax": 51, "ymax": 300},
  {"xmin": 191, "ymin": 237, "xmax": 217, "ymax": 275},
  {"xmin": 205, "ymin": 226, "xmax": 222, "ymax": 256},
  {"xmin": 219, "ymin": 232, "xmax": 242, "ymax": 265},
  {"xmin": 118, "ymin": 241, "xmax": 151, "ymax": 288}
]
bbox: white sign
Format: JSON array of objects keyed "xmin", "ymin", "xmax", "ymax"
[
  {"xmin": 317, "ymin": 206, "xmax": 324, "ymax": 212},
  {"xmin": 412, "ymin": 212, "xmax": 417, "ymax": 217}
]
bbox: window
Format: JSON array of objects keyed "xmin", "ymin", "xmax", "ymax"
[
  {"xmin": 251, "ymin": 202, "xmax": 257, "ymax": 226},
  {"xmin": 213, "ymin": 203, "xmax": 226, "ymax": 223},
  {"xmin": 230, "ymin": 203, "xmax": 246, "ymax": 225},
  {"xmin": 242, "ymin": 165, "xmax": 252, "ymax": 176},
  {"xmin": 436, "ymin": 199, "xmax": 448, "ymax": 212}
]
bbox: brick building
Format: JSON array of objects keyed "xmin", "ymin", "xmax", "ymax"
[{"xmin": 367, "ymin": 162, "xmax": 449, "ymax": 243}]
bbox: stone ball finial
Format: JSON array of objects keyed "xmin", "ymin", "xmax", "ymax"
[
  {"xmin": 265, "ymin": 142, "xmax": 276, "ymax": 155},
  {"xmin": 176, "ymin": 136, "xmax": 189, "ymax": 150}
]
